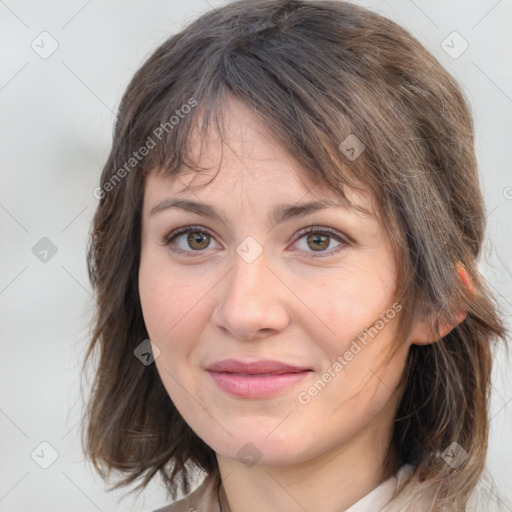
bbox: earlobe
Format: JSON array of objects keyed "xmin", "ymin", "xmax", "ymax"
[
  {"xmin": 409, "ymin": 308, "xmax": 468, "ymax": 346},
  {"xmin": 437, "ymin": 309, "xmax": 468, "ymax": 339},
  {"xmin": 410, "ymin": 261, "xmax": 474, "ymax": 346}
]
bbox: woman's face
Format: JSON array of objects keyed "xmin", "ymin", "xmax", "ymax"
[{"xmin": 139, "ymin": 97, "xmax": 411, "ymax": 466}]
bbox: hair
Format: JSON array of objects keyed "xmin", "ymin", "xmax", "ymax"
[{"xmin": 82, "ymin": 0, "xmax": 508, "ymax": 510}]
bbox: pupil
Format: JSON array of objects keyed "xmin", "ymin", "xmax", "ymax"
[
  {"xmin": 188, "ymin": 232, "xmax": 209, "ymax": 250},
  {"xmin": 185, "ymin": 232, "xmax": 330, "ymax": 252},
  {"xmin": 308, "ymin": 233, "xmax": 329, "ymax": 251}
]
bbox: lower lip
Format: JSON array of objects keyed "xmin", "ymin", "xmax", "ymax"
[{"xmin": 207, "ymin": 370, "xmax": 311, "ymax": 398}]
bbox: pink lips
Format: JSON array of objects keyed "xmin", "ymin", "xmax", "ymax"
[{"xmin": 206, "ymin": 359, "xmax": 312, "ymax": 398}]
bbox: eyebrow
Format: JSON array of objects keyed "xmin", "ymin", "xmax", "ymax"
[{"xmin": 149, "ymin": 197, "xmax": 373, "ymax": 226}]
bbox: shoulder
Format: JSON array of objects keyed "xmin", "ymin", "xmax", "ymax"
[
  {"xmin": 151, "ymin": 476, "xmax": 221, "ymax": 512},
  {"xmin": 347, "ymin": 464, "xmax": 415, "ymax": 512}
]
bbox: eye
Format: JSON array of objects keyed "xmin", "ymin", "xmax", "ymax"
[
  {"xmin": 161, "ymin": 225, "xmax": 350, "ymax": 258},
  {"xmin": 162, "ymin": 225, "xmax": 220, "ymax": 257},
  {"xmin": 291, "ymin": 227, "xmax": 349, "ymax": 258}
]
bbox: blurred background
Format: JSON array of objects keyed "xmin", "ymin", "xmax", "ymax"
[{"xmin": 1, "ymin": 0, "xmax": 511, "ymax": 510}]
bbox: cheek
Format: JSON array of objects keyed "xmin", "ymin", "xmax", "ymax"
[
  {"xmin": 138, "ymin": 259, "xmax": 206, "ymax": 412},
  {"xmin": 139, "ymin": 251, "xmax": 207, "ymax": 343},
  {"xmin": 298, "ymin": 266, "xmax": 405, "ymax": 420},
  {"xmin": 305, "ymin": 268, "xmax": 395, "ymax": 351}
]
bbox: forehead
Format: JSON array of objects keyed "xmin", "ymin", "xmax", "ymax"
[{"xmin": 145, "ymin": 96, "xmax": 376, "ymax": 219}]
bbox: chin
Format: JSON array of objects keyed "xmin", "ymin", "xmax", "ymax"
[{"xmin": 208, "ymin": 428, "xmax": 312, "ymax": 466}]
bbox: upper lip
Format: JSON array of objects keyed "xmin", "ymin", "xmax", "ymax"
[{"xmin": 206, "ymin": 359, "xmax": 311, "ymax": 375}]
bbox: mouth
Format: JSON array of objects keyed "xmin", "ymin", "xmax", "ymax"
[{"xmin": 206, "ymin": 359, "xmax": 313, "ymax": 398}]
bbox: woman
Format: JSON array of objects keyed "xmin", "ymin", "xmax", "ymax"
[{"xmin": 82, "ymin": 1, "xmax": 508, "ymax": 510}]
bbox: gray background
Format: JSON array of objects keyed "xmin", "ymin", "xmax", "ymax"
[{"xmin": 1, "ymin": 0, "xmax": 511, "ymax": 510}]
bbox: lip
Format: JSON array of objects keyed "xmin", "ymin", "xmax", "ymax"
[{"xmin": 206, "ymin": 359, "xmax": 312, "ymax": 398}]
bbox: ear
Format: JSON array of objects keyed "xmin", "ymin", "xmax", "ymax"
[
  {"xmin": 410, "ymin": 262, "xmax": 474, "ymax": 346},
  {"xmin": 409, "ymin": 307, "xmax": 467, "ymax": 346}
]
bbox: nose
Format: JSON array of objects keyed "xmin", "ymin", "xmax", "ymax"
[{"xmin": 211, "ymin": 248, "xmax": 291, "ymax": 341}]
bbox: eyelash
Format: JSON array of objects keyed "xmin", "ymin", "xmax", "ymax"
[{"xmin": 161, "ymin": 225, "xmax": 350, "ymax": 259}]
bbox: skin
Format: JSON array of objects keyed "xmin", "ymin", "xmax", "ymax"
[{"xmin": 138, "ymin": 96, "xmax": 464, "ymax": 512}]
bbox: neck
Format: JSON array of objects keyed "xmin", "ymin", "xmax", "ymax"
[{"xmin": 216, "ymin": 400, "xmax": 399, "ymax": 512}]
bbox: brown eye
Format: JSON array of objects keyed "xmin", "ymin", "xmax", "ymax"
[
  {"xmin": 292, "ymin": 227, "xmax": 349, "ymax": 258},
  {"xmin": 187, "ymin": 231, "xmax": 210, "ymax": 250},
  {"xmin": 163, "ymin": 225, "xmax": 349, "ymax": 259},
  {"xmin": 163, "ymin": 226, "xmax": 220, "ymax": 257},
  {"xmin": 306, "ymin": 233, "xmax": 330, "ymax": 251}
]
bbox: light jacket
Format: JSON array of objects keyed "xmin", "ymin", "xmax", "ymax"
[{"xmin": 152, "ymin": 464, "xmax": 415, "ymax": 512}]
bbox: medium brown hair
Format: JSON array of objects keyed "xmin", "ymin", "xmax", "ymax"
[{"xmin": 82, "ymin": 0, "xmax": 508, "ymax": 509}]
